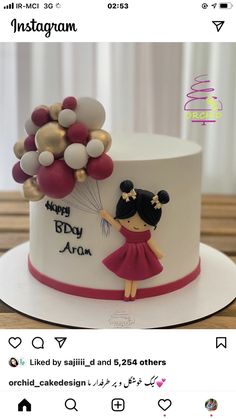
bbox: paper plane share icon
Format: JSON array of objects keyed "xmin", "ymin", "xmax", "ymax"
[
  {"xmin": 212, "ymin": 21, "xmax": 225, "ymax": 32},
  {"xmin": 54, "ymin": 337, "xmax": 67, "ymax": 348}
]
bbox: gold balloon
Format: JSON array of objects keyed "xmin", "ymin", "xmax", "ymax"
[
  {"xmin": 89, "ymin": 129, "xmax": 112, "ymax": 152},
  {"xmin": 75, "ymin": 169, "xmax": 87, "ymax": 183},
  {"xmin": 35, "ymin": 122, "xmax": 67, "ymax": 156},
  {"xmin": 13, "ymin": 141, "xmax": 25, "ymax": 159},
  {"xmin": 23, "ymin": 177, "xmax": 45, "ymax": 202},
  {"xmin": 49, "ymin": 102, "xmax": 62, "ymax": 121}
]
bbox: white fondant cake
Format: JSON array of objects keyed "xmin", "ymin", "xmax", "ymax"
[
  {"xmin": 12, "ymin": 97, "xmax": 202, "ymax": 301},
  {"xmin": 28, "ymin": 134, "xmax": 202, "ymax": 300}
]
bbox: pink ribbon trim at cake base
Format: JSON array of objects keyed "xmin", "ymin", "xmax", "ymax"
[{"xmin": 28, "ymin": 257, "xmax": 201, "ymax": 300}]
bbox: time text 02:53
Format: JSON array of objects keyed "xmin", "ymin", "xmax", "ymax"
[{"xmin": 107, "ymin": 3, "xmax": 129, "ymax": 9}]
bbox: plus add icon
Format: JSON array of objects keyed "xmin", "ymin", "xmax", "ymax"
[{"xmin": 111, "ymin": 398, "xmax": 125, "ymax": 412}]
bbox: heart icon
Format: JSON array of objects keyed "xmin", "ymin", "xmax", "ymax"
[
  {"xmin": 8, "ymin": 337, "xmax": 22, "ymax": 349},
  {"xmin": 158, "ymin": 399, "xmax": 172, "ymax": 411},
  {"xmin": 156, "ymin": 378, "xmax": 166, "ymax": 387}
]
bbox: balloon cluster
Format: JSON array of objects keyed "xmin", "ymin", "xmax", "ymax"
[{"xmin": 12, "ymin": 97, "xmax": 113, "ymax": 201}]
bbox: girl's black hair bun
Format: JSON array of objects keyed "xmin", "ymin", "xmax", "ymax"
[
  {"xmin": 157, "ymin": 190, "xmax": 170, "ymax": 205},
  {"xmin": 120, "ymin": 180, "xmax": 134, "ymax": 193}
]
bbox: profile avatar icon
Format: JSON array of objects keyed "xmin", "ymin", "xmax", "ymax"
[
  {"xmin": 205, "ymin": 398, "xmax": 218, "ymax": 411},
  {"xmin": 9, "ymin": 357, "xmax": 19, "ymax": 367}
]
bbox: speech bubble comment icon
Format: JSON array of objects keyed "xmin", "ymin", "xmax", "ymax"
[
  {"xmin": 32, "ymin": 337, "xmax": 44, "ymax": 349},
  {"xmin": 158, "ymin": 399, "xmax": 172, "ymax": 411}
]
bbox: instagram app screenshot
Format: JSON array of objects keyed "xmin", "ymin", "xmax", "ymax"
[{"xmin": 0, "ymin": 1, "xmax": 235, "ymax": 417}]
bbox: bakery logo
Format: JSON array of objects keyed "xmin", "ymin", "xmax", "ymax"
[
  {"xmin": 184, "ymin": 74, "xmax": 223, "ymax": 125},
  {"xmin": 108, "ymin": 311, "xmax": 135, "ymax": 328},
  {"xmin": 10, "ymin": 18, "xmax": 78, "ymax": 38}
]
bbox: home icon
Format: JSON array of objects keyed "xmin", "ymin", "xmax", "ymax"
[{"xmin": 18, "ymin": 398, "xmax": 31, "ymax": 412}]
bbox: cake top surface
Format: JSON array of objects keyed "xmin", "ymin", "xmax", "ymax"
[{"xmin": 110, "ymin": 133, "xmax": 202, "ymax": 161}]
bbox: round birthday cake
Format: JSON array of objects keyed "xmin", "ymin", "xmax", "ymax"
[{"xmin": 12, "ymin": 97, "xmax": 202, "ymax": 301}]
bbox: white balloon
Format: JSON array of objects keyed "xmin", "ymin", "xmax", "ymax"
[
  {"xmin": 86, "ymin": 139, "xmax": 104, "ymax": 158},
  {"xmin": 64, "ymin": 144, "xmax": 88, "ymax": 170},
  {"xmin": 20, "ymin": 151, "xmax": 40, "ymax": 176},
  {"xmin": 76, "ymin": 97, "xmax": 105, "ymax": 130},
  {"xmin": 25, "ymin": 118, "xmax": 39, "ymax": 135},
  {"xmin": 58, "ymin": 109, "xmax": 76, "ymax": 128},
  {"xmin": 39, "ymin": 151, "xmax": 55, "ymax": 167}
]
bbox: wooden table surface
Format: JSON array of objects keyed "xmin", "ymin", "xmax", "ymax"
[{"xmin": 0, "ymin": 192, "xmax": 235, "ymax": 329}]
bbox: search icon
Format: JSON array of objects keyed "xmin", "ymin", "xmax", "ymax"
[{"xmin": 65, "ymin": 398, "xmax": 78, "ymax": 412}]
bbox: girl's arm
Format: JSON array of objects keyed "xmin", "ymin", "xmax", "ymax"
[
  {"xmin": 99, "ymin": 209, "xmax": 121, "ymax": 231},
  {"xmin": 147, "ymin": 238, "xmax": 164, "ymax": 259}
]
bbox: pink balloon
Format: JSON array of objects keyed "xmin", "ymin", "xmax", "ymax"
[
  {"xmin": 24, "ymin": 135, "xmax": 37, "ymax": 151},
  {"xmin": 37, "ymin": 160, "xmax": 76, "ymax": 199},
  {"xmin": 62, "ymin": 96, "xmax": 77, "ymax": 110},
  {"xmin": 31, "ymin": 108, "xmax": 50, "ymax": 127},
  {"xmin": 67, "ymin": 122, "xmax": 89, "ymax": 144},
  {"xmin": 87, "ymin": 154, "xmax": 113, "ymax": 180},
  {"xmin": 12, "ymin": 162, "xmax": 31, "ymax": 183}
]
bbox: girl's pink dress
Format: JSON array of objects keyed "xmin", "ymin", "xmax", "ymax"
[{"xmin": 102, "ymin": 226, "xmax": 163, "ymax": 281}]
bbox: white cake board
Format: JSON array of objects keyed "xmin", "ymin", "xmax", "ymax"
[{"xmin": 0, "ymin": 242, "xmax": 235, "ymax": 328}]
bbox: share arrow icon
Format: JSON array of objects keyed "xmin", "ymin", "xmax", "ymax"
[
  {"xmin": 54, "ymin": 337, "xmax": 67, "ymax": 348},
  {"xmin": 212, "ymin": 21, "xmax": 225, "ymax": 32}
]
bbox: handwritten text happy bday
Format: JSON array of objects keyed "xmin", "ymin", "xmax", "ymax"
[
  {"xmin": 54, "ymin": 220, "xmax": 83, "ymax": 239},
  {"xmin": 45, "ymin": 200, "xmax": 70, "ymax": 218},
  {"xmin": 53, "ymin": 219, "xmax": 92, "ymax": 256}
]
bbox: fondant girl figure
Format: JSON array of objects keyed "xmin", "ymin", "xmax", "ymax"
[{"xmin": 100, "ymin": 180, "xmax": 170, "ymax": 301}]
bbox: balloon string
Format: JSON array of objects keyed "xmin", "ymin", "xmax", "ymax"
[
  {"xmin": 95, "ymin": 181, "xmax": 103, "ymax": 209},
  {"xmin": 76, "ymin": 206, "xmax": 97, "ymax": 214},
  {"xmin": 89, "ymin": 180, "xmax": 103, "ymax": 211},
  {"xmin": 74, "ymin": 184, "xmax": 98, "ymax": 210},
  {"xmin": 63, "ymin": 198, "xmax": 97, "ymax": 215},
  {"xmin": 85, "ymin": 181, "xmax": 101, "ymax": 209},
  {"xmin": 78, "ymin": 187, "xmax": 97, "ymax": 209},
  {"xmin": 86, "ymin": 179, "xmax": 102, "ymax": 209},
  {"xmin": 71, "ymin": 187, "xmax": 99, "ymax": 213},
  {"xmin": 63, "ymin": 196, "xmax": 98, "ymax": 214},
  {"xmin": 68, "ymin": 193, "xmax": 93, "ymax": 212},
  {"xmin": 78, "ymin": 183, "xmax": 98, "ymax": 209},
  {"xmin": 71, "ymin": 180, "xmax": 103, "ymax": 211},
  {"xmin": 63, "ymin": 180, "xmax": 110, "ymax": 236}
]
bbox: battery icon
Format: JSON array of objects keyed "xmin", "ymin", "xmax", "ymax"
[{"xmin": 219, "ymin": 2, "xmax": 233, "ymax": 8}]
